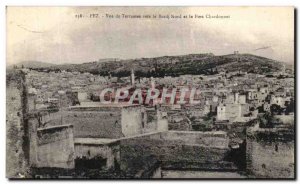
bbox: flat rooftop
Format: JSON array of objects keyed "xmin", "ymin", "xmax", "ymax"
[
  {"xmin": 74, "ymin": 138, "xmax": 118, "ymax": 145},
  {"xmin": 68, "ymin": 103, "xmax": 141, "ymax": 110},
  {"xmin": 167, "ymin": 130, "xmax": 227, "ymax": 136}
]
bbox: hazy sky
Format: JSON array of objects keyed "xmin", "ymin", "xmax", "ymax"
[{"xmin": 7, "ymin": 7, "xmax": 294, "ymax": 65}]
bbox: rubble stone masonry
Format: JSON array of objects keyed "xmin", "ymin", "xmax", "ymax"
[{"xmin": 6, "ymin": 70, "xmax": 30, "ymax": 178}]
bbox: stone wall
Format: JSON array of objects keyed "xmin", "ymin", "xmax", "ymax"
[
  {"xmin": 246, "ymin": 130, "xmax": 294, "ymax": 178},
  {"xmin": 121, "ymin": 106, "xmax": 143, "ymax": 137},
  {"xmin": 119, "ymin": 138, "xmax": 160, "ymax": 178},
  {"xmin": 143, "ymin": 109, "xmax": 157, "ymax": 133},
  {"xmin": 119, "ymin": 131, "xmax": 231, "ymax": 177},
  {"xmin": 28, "ymin": 116, "xmax": 39, "ymax": 168},
  {"xmin": 35, "ymin": 124, "xmax": 75, "ymax": 169},
  {"xmin": 74, "ymin": 139, "xmax": 120, "ymax": 170},
  {"xmin": 6, "ymin": 70, "xmax": 30, "ymax": 178},
  {"xmin": 159, "ymin": 131, "xmax": 229, "ymax": 148},
  {"xmin": 143, "ymin": 109, "xmax": 168, "ymax": 133},
  {"xmin": 63, "ymin": 110, "xmax": 123, "ymax": 138},
  {"xmin": 63, "ymin": 105, "xmax": 144, "ymax": 138},
  {"xmin": 156, "ymin": 111, "xmax": 168, "ymax": 132},
  {"xmin": 41, "ymin": 111, "xmax": 63, "ymax": 127},
  {"xmin": 168, "ymin": 113, "xmax": 191, "ymax": 131}
]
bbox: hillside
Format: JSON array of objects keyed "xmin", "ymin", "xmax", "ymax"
[
  {"xmin": 27, "ymin": 53, "xmax": 291, "ymax": 77},
  {"xmin": 7, "ymin": 61, "xmax": 56, "ymax": 69}
]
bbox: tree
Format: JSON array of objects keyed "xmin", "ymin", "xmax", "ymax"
[
  {"xmin": 270, "ymin": 104, "xmax": 283, "ymax": 115},
  {"xmin": 258, "ymin": 112, "xmax": 282, "ymax": 128},
  {"xmin": 286, "ymin": 99, "xmax": 294, "ymax": 114}
]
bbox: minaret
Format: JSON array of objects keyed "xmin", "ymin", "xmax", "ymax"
[
  {"xmin": 281, "ymin": 64, "xmax": 286, "ymax": 75},
  {"xmin": 150, "ymin": 77, "xmax": 155, "ymax": 89},
  {"xmin": 131, "ymin": 69, "xmax": 135, "ymax": 86}
]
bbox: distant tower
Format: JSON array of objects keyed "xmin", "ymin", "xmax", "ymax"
[
  {"xmin": 150, "ymin": 77, "xmax": 155, "ymax": 89},
  {"xmin": 131, "ymin": 69, "xmax": 135, "ymax": 86},
  {"xmin": 281, "ymin": 64, "xmax": 286, "ymax": 75},
  {"xmin": 234, "ymin": 51, "xmax": 240, "ymax": 62}
]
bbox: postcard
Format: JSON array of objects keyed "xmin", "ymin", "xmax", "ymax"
[{"xmin": 6, "ymin": 7, "xmax": 295, "ymax": 179}]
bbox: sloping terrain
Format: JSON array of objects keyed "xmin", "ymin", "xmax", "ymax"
[{"xmin": 23, "ymin": 53, "xmax": 290, "ymax": 77}]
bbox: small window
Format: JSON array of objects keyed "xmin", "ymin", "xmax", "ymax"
[{"xmin": 275, "ymin": 144, "xmax": 279, "ymax": 152}]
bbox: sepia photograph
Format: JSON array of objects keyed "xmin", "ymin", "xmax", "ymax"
[{"xmin": 6, "ymin": 6, "xmax": 295, "ymax": 179}]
